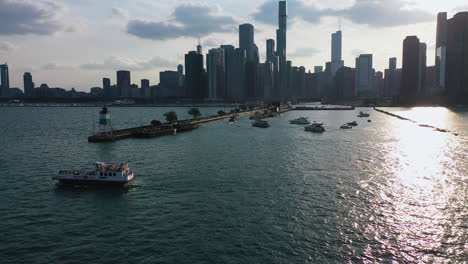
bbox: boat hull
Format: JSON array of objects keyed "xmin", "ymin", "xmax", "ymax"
[{"xmin": 55, "ymin": 179, "xmax": 132, "ymax": 187}]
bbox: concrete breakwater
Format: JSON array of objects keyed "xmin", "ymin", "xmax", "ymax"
[
  {"xmin": 293, "ymin": 106, "xmax": 355, "ymax": 111},
  {"xmin": 374, "ymin": 108, "xmax": 459, "ymax": 136},
  {"xmin": 88, "ymin": 108, "xmax": 291, "ymax": 143}
]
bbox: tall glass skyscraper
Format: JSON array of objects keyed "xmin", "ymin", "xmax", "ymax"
[
  {"xmin": 0, "ymin": 64, "xmax": 9, "ymax": 97},
  {"xmin": 331, "ymin": 31, "xmax": 344, "ymax": 77},
  {"xmin": 276, "ymin": 1, "xmax": 287, "ymax": 97}
]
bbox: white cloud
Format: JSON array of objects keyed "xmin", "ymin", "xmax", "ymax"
[
  {"xmin": 0, "ymin": 0, "xmax": 72, "ymax": 35},
  {"xmin": 0, "ymin": 41, "xmax": 15, "ymax": 54},
  {"xmin": 126, "ymin": 3, "xmax": 238, "ymax": 40},
  {"xmin": 81, "ymin": 56, "xmax": 177, "ymax": 71}
]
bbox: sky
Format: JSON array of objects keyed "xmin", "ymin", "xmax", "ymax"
[{"xmin": 0, "ymin": 0, "xmax": 467, "ymax": 91}]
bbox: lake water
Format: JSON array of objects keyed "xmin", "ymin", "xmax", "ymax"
[{"xmin": 0, "ymin": 106, "xmax": 466, "ymax": 263}]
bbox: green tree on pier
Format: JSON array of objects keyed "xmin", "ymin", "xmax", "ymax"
[
  {"xmin": 218, "ymin": 110, "xmax": 227, "ymax": 116},
  {"xmin": 164, "ymin": 111, "xmax": 178, "ymax": 122},
  {"xmin": 188, "ymin": 108, "xmax": 201, "ymax": 119}
]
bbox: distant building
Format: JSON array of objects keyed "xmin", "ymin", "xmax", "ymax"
[
  {"xmin": 221, "ymin": 45, "xmax": 235, "ymax": 100},
  {"xmin": 277, "ymin": 1, "xmax": 288, "ymax": 98},
  {"xmin": 436, "ymin": 12, "xmax": 448, "ymax": 93},
  {"xmin": 141, "ymin": 79, "xmax": 150, "ymax": 97},
  {"xmin": 23, "ymin": 72, "xmax": 34, "ymax": 97},
  {"xmin": 0, "ymin": 64, "xmax": 10, "ymax": 97},
  {"xmin": 355, "ymin": 54, "xmax": 374, "ymax": 96},
  {"xmin": 159, "ymin": 71, "xmax": 179, "ymax": 97},
  {"xmin": 418, "ymin": 43, "xmax": 427, "ymax": 96},
  {"xmin": 384, "ymin": 58, "xmax": 400, "ymax": 97},
  {"xmin": 446, "ymin": 12, "xmax": 468, "ymax": 104},
  {"xmin": 239, "ymin": 24, "xmax": 254, "ymax": 55},
  {"xmin": 130, "ymin": 84, "xmax": 140, "ymax": 98},
  {"xmin": 90, "ymin": 87, "xmax": 103, "ymax": 96},
  {"xmin": 177, "ymin": 64, "xmax": 185, "ymax": 96},
  {"xmin": 207, "ymin": 48, "xmax": 225, "ymax": 100},
  {"xmin": 185, "ymin": 50, "xmax": 205, "ymax": 98},
  {"xmin": 374, "ymin": 71, "xmax": 385, "ymax": 96},
  {"xmin": 334, "ymin": 67, "xmax": 355, "ymax": 99},
  {"xmin": 116, "ymin": 70, "xmax": 131, "ymax": 97},
  {"xmin": 256, "ymin": 62, "xmax": 274, "ymax": 98},
  {"xmin": 314, "ymin": 66, "xmax": 323, "ymax": 73},
  {"xmin": 103, "ymin": 78, "xmax": 111, "ymax": 98},
  {"xmin": 266, "ymin": 39, "xmax": 276, "ymax": 63},
  {"xmin": 401, "ymin": 36, "xmax": 421, "ymax": 103},
  {"xmin": 331, "ymin": 31, "xmax": 344, "ymax": 77}
]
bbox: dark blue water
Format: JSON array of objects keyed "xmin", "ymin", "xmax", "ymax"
[{"xmin": 0, "ymin": 107, "xmax": 466, "ymax": 263}]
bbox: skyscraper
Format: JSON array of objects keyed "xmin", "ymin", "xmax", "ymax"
[
  {"xmin": 446, "ymin": 12, "xmax": 468, "ymax": 104},
  {"xmin": 418, "ymin": 43, "xmax": 427, "ymax": 96},
  {"xmin": 207, "ymin": 48, "xmax": 225, "ymax": 100},
  {"xmin": 116, "ymin": 70, "xmax": 131, "ymax": 97},
  {"xmin": 401, "ymin": 36, "xmax": 421, "ymax": 103},
  {"xmin": 266, "ymin": 39, "xmax": 276, "ymax": 63},
  {"xmin": 197, "ymin": 39, "xmax": 203, "ymax": 55},
  {"xmin": 239, "ymin": 24, "xmax": 254, "ymax": 52},
  {"xmin": 103, "ymin": 78, "xmax": 111, "ymax": 98},
  {"xmin": 436, "ymin": 12, "xmax": 448, "ymax": 91},
  {"xmin": 384, "ymin": 58, "xmax": 399, "ymax": 97},
  {"xmin": 277, "ymin": 1, "xmax": 287, "ymax": 97},
  {"xmin": 141, "ymin": 79, "xmax": 150, "ymax": 97},
  {"xmin": 185, "ymin": 51, "xmax": 205, "ymax": 98},
  {"xmin": 331, "ymin": 31, "xmax": 344, "ymax": 76},
  {"xmin": 0, "ymin": 64, "xmax": 10, "ymax": 97},
  {"xmin": 221, "ymin": 45, "xmax": 235, "ymax": 99},
  {"xmin": 355, "ymin": 54, "xmax": 374, "ymax": 96},
  {"xmin": 23, "ymin": 72, "xmax": 34, "ymax": 97}
]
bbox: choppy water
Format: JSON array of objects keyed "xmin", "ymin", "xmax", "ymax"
[{"xmin": 0, "ymin": 106, "xmax": 466, "ymax": 264}]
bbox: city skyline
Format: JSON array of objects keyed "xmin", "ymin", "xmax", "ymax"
[{"xmin": 0, "ymin": 0, "xmax": 467, "ymax": 91}]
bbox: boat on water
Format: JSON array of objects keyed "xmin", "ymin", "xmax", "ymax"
[
  {"xmin": 305, "ymin": 122, "xmax": 325, "ymax": 133},
  {"xmin": 174, "ymin": 122, "xmax": 199, "ymax": 132},
  {"xmin": 340, "ymin": 124, "xmax": 353, "ymax": 129},
  {"xmin": 229, "ymin": 115, "xmax": 238, "ymax": 123},
  {"xmin": 347, "ymin": 121, "xmax": 358, "ymax": 126},
  {"xmin": 252, "ymin": 119, "xmax": 270, "ymax": 128},
  {"xmin": 53, "ymin": 162, "xmax": 134, "ymax": 186},
  {"xmin": 358, "ymin": 111, "xmax": 370, "ymax": 118},
  {"xmin": 289, "ymin": 117, "xmax": 311, "ymax": 125}
]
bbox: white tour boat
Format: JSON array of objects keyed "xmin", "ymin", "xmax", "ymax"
[
  {"xmin": 305, "ymin": 122, "xmax": 325, "ymax": 133},
  {"xmin": 53, "ymin": 162, "xmax": 134, "ymax": 186},
  {"xmin": 358, "ymin": 111, "xmax": 370, "ymax": 118}
]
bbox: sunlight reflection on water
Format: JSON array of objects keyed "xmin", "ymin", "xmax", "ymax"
[{"xmin": 359, "ymin": 108, "xmax": 467, "ymax": 263}]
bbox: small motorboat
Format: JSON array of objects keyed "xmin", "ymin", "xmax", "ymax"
[
  {"xmin": 358, "ymin": 111, "xmax": 370, "ymax": 118},
  {"xmin": 252, "ymin": 119, "xmax": 270, "ymax": 128},
  {"xmin": 305, "ymin": 122, "xmax": 325, "ymax": 133},
  {"xmin": 347, "ymin": 121, "xmax": 358, "ymax": 126},
  {"xmin": 229, "ymin": 115, "xmax": 238, "ymax": 123},
  {"xmin": 289, "ymin": 117, "xmax": 310, "ymax": 125},
  {"xmin": 340, "ymin": 124, "xmax": 353, "ymax": 129}
]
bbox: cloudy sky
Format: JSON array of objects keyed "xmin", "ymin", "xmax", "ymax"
[{"xmin": 0, "ymin": 0, "xmax": 466, "ymax": 91}]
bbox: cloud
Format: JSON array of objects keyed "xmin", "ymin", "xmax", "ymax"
[
  {"xmin": 126, "ymin": 3, "xmax": 237, "ymax": 40},
  {"xmin": 112, "ymin": 7, "xmax": 129, "ymax": 20},
  {"xmin": 254, "ymin": 0, "xmax": 325, "ymax": 25},
  {"xmin": 202, "ymin": 38, "xmax": 223, "ymax": 47},
  {"xmin": 339, "ymin": 0, "xmax": 433, "ymax": 27},
  {"xmin": 289, "ymin": 47, "xmax": 321, "ymax": 57},
  {"xmin": 253, "ymin": 0, "xmax": 433, "ymax": 28},
  {"xmin": 352, "ymin": 49, "xmax": 366, "ymax": 57},
  {"xmin": 453, "ymin": 6, "xmax": 468, "ymax": 12},
  {"xmin": 0, "ymin": 0, "xmax": 70, "ymax": 35},
  {"xmin": 0, "ymin": 41, "xmax": 15, "ymax": 54},
  {"xmin": 81, "ymin": 56, "xmax": 177, "ymax": 71},
  {"xmin": 42, "ymin": 63, "xmax": 74, "ymax": 70}
]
